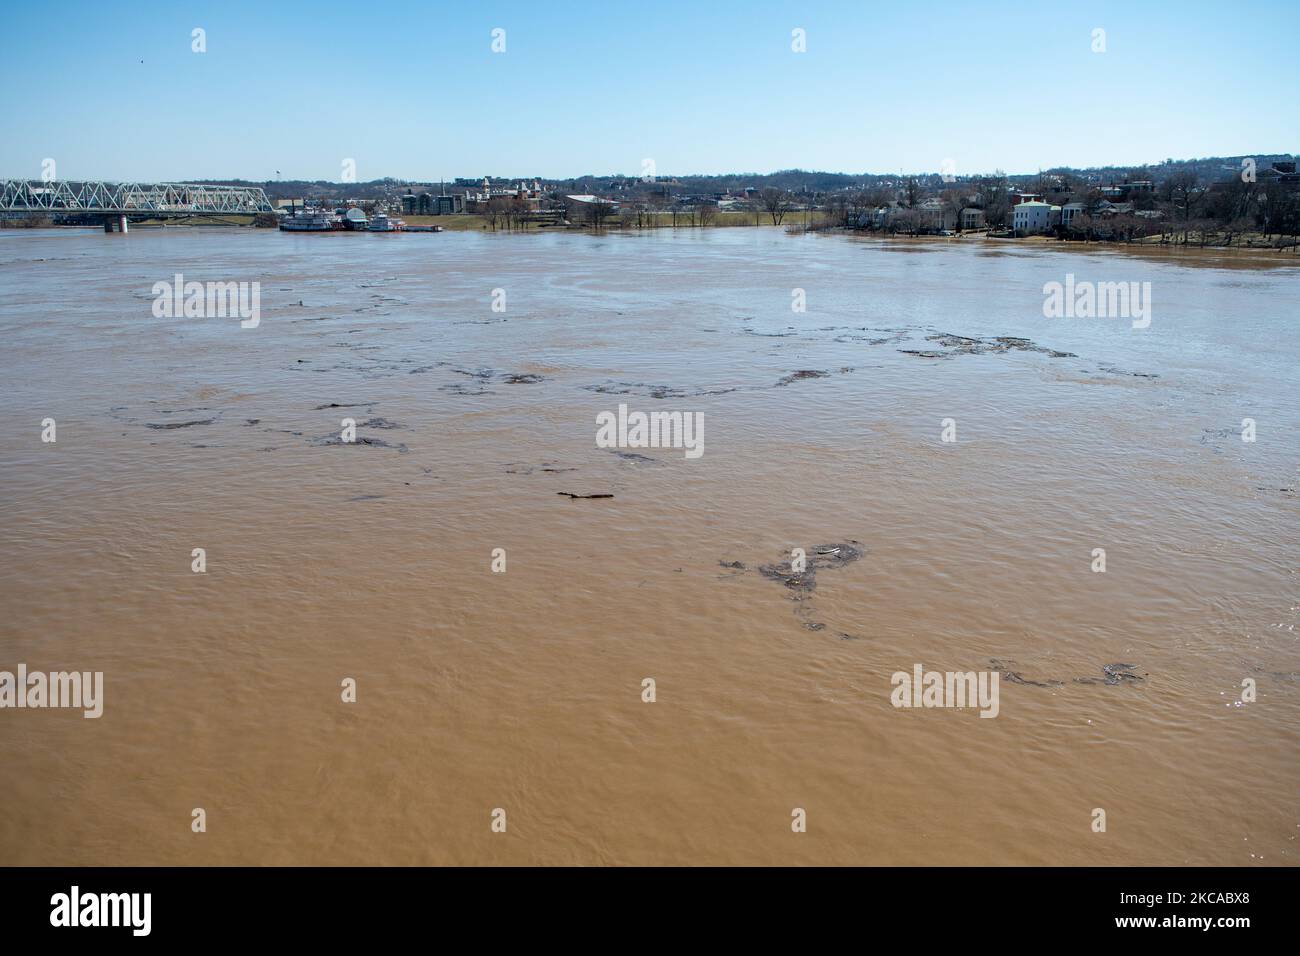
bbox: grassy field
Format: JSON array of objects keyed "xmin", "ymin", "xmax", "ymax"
[{"xmin": 400, "ymin": 214, "xmax": 490, "ymax": 230}]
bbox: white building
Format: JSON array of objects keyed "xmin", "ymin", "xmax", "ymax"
[{"xmin": 1011, "ymin": 200, "xmax": 1053, "ymax": 235}]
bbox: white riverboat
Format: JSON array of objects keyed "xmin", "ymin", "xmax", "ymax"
[
  {"xmin": 368, "ymin": 214, "xmax": 405, "ymax": 232},
  {"xmin": 278, "ymin": 211, "xmax": 335, "ymax": 232}
]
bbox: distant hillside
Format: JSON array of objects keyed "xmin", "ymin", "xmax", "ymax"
[{"xmin": 188, "ymin": 154, "xmax": 1295, "ymax": 201}]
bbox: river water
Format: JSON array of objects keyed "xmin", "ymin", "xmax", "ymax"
[{"xmin": 0, "ymin": 226, "xmax": 1296, "ymax": 865}]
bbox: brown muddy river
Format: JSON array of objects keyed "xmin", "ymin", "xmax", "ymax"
[{"xmin": 1, "ymin": 226, "xmax": 1296, "ymax": 865}]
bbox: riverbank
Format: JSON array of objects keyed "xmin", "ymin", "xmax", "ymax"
[{"xmin": 831, "ymin": 230, "xmax": 1300, "ymax": 263}]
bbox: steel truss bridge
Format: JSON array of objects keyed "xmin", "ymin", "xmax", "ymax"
[{"xmin": 0, "ymin": 179, "xmax": 274, "ymax": 224}]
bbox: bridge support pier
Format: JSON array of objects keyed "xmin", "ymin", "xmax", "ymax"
[{"xmin": 103, "ymin": 214, "xmax": 129, "ymax": 233}]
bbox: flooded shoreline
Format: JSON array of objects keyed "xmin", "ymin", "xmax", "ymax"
[
  {"xmin": 1, "ymin": 227, "xmax": 1296, "ymax": 865},
  {"xmin": 10, "ymin": 217, "xmax": 1300, "ymax": 262}
]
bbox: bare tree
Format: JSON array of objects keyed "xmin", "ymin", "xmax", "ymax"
[
  {"xmin": 1163, "ymin": 171, "xmax": 1200, "ymax": 226},
  {"xmin": 584, "ymin": 199, "xmax": 615, "ymax": 230},
  {"xmin": 508, "ymin": 196, "xmax": 531, "ymax": 230},
  {"xmin": 904, "ymin": 177, "xmax": 922, "ymax": 209},
  {"xmin": 823, "ymin": 193, "xmax": 844, "ymax": 226},
  {"xmin": 482, "ymin": 196, "xmax": 510, "ymax": 231},
  {"xmin": 941, "ymin": 188, "xmax": 967, "ymax": 232},
  {"xmin": 642, "ymin": 195, "xmax": 664, "ymax": 229},
  {"xmin": 976, "ymin": 171, "xmax": 1009, "ymax": 227},
  {"xmin": 759, "ymin": 188, "xmax": 792, "ymax": 225}
]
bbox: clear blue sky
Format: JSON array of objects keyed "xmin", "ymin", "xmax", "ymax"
[{"xmin": 1, "ymin": 0, "xmax": 1295, "ymax": 182}]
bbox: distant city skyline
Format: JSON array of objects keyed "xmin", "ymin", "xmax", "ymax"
[{"xmin": 2, "ymin": 0, "xmax": 1296, "ymax": 183}]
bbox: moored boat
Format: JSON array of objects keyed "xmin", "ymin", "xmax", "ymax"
[{"xmin": 279, "ymin": 211, "xmax": 335, "ymax": 232}]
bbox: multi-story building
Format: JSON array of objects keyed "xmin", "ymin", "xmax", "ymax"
[{"xmin": 1011, "ymin": 200, "xmax": 1053, "ymax": 235}]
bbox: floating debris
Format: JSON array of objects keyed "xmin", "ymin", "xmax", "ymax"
[
  {"xmin": 988, "ymin": 659, "xmax": 1063, "ymax": 687},
  {"xmin": 988, "ymin": 658, "xmax": 1146, "ymax": 687},
  {"xmin": 606, "ymin": 449, "xmax": 662, "ymax": 465},
  {"xmin": 584, "ymin": 368, "xmax": 851, "ymax": 397},
  {"xmin": 313, "ymin": 435, "xmax": 409, "ymax": 452},
  {"xmin": 145, "ymin": 419, "xmax": 214, "ymax": 429},
  {"xmin": 440, "ymin": 367, "xmax": 547, "ymax": 394},
  {"xmin": 834, "ymin": 330, "xmax": 910, "ymax": 345},
  {"xmin": 774, "ymin": 369, "xmax": 831, "ymax": 386},
  {"xmin": 756, "ymin": 541, "xmax": 867, "ymax": 596},
  {"xmin": 719, "ymin": 542, "xmax": 867, "ymax": 632},
  {"xmin": 557, "ymin": 492, "xmax": 614, "ymax": 499},
  {"xmin": 1097, "ymin": 364, "xmax": 1158, "ymax": 378},
  {"xmin": 504, "ymin": 462, "xmax": 577, "ymax": 475},
  {"xmin": 441, "ymin": 382, "xmax": 494, "ymax": 396},
  {"xmin": 900, "ymin": 333, "xmax": 1076, "ymax": 360},
  {"xmin": 583, "ymin": 381, "xmax": 737, "ymax": 398},
  {"xmin": 1075, "ymin": 662, "xmax": 1146, "ymax": 685}
]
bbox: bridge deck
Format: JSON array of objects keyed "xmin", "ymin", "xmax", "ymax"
[{"xmin": 1, "ymin": 179, "xmax": 274, "ymax": 216}]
